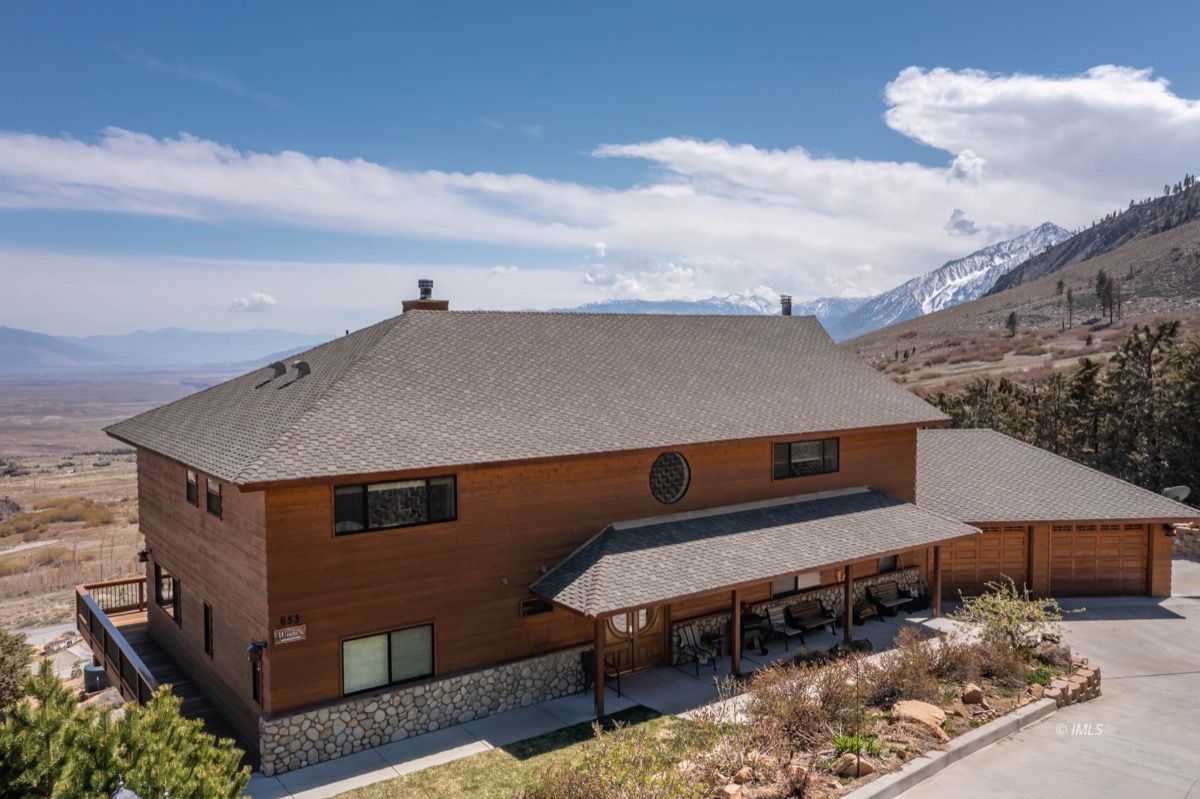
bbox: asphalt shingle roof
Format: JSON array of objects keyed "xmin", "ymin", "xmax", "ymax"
[
  {"xmin": 105, "ymin": 311, "xmax": 947, "ymax": 485},
  {"xmin": 530, "ymin": 489, "xmax": 979, "ymax": 617},
  {"xmin": 917, "ymin": 428, "xmax": 1199, "ymax": 523}
]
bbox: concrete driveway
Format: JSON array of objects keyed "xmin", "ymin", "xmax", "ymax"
[{"xmin": 903, "ymin": 558, "xmax": 1200, "ymax": 798}]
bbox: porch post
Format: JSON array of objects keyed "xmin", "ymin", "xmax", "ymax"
[
  {"xmin": 843, "ymin": 564, "xmax": 854, "ymax": 644},
  {"xmin": 593, "ymin": 616, "xmax": 605, "ymax": 718},
  {"xmin": 731, "ymin": 588, "xmax": 742, "ymax": 676},
  {"xmin": 932, "ymin": 545, "xmax": 943, "ymax": 617}
]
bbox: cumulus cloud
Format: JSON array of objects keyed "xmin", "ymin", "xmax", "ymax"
[
  {"xmin": 0, "ymin": 64, "xmax": 1197, "ymax": 306},
  {"xmin": 944, "ymin": 208, "xmax": 979, "ymax": 236},
  {"xmin": 229, "ymin": 291, "xmax": 279, "ymax": 312}
]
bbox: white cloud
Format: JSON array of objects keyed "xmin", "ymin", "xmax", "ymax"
[
  {"xmin": 0, "ymin": 64, "xmax": 1198, "ymax": 312},
  {"xmin": 110, "ymin": 44, "xmax": 287, "ymax": 110},
  {"xmin": 229, "ymin": 291, "xmax": 279, "ymax": 312},
  {"xmin": 490, "ymin": 265, "xmax": 518, "ymax": 276},
  {"xmin": 944, "ymin": 208, "xmax": 979, "ymax": 236}
]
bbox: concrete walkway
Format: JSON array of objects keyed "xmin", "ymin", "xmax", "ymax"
[
  {"xmin": 901, "ymin": 557, "xmax": 1200, "ymax": 799},
  {"xmin": 247, "ymin": 608, "xmax": 950, "ymax": 798}
]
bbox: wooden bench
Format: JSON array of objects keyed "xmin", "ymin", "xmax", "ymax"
[
  {"xmin": 867, "ymin": 581, "xmax": 910, "ymax": 616},
  {"xmin": 783, "ymin": 599, "xmax": 836, "ymax": 644}
]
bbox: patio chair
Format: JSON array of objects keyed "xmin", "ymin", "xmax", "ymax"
[
  {"xmin": 767, "ymin": 605, "xmax": 805, "ymax": 650},
  {"xmin": 678, "ymin": 623, "xmax": 718, "ymax": 676},
  {"xmin": 580, "ymin": 649, "xmax": 621, "ymax": 697}
]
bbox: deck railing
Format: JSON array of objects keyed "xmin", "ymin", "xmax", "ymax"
[{"xmin": 76, "ymin": 577, "xmax": 157, "ymax": 704}]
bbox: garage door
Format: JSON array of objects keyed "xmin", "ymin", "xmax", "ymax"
[
  {"xmin": 942, "ymin": 525, "xmax": 1029, "ymax": 598},
  {"xmin": 1049, "ymin": 523, "xmax": 1147, "ymax": 595}
]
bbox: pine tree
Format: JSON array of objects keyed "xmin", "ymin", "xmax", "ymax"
[
  {"xmin": 0, "ymin": 627, "xmax": 31, "ymax": 716},
  {"xmin": 1005, "ymin": 311, "xmax": 1019, "ymax": 337},
  {"xmin": 1066, "ymin": 287, "xmax": 1074, "ymax": 329},
  {"xmin": 0, "ymin": 663, "xmax": 249, "ymax": 799}
]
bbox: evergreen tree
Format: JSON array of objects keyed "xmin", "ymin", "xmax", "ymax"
[
  {"xmin": 0, "ymin": 663, "xmax": 250, "ymax": 799},
  {"xmin": 1005, "ymin": 311, "xmax": 1019, "ymax": 337},
  {"xmin": 0, "ymin": 627, "xmax": 31, "ymax": 716},
  {"xmin": 1066, "ymin": 287, "xmax": 1074, "ymax": 328}
]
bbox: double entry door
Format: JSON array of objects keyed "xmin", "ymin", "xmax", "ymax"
[{"xmin": 603, "ymin": 606, "xmax": 667, "ymax": 672}]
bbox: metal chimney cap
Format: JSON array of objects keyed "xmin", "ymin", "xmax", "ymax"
[
  {"xmin": 780, "ymin": 295, "xmax": 793, "ymax": 316},
  {"xmin": 418, "ymin": 279, "xmax": 434, "ymax": 300}
]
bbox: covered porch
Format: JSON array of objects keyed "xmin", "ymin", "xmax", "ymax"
[{"xmin": 531, "ymin": 488, "xmax": 978, "ymax": 716}]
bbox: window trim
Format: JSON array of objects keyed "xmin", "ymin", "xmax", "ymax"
[
  {"xmin": 205, "ymin": 478, "xmax": 222, "ymax": 518},
  {"xmin": 333, "ymin": 476, "xmax": 458, "ymax": 536},
  {"xmin": 340, "ymin": 623, "xmax": 436, "ymax": 697},
  {"xmin": 772, "ymin": 437, "xmax": 840, "ymax": 480},
  {"xmin": 203, "ymin": 601, "xmax": 213, "ymax": 658},
  {"xmin": 185, "ymin": 469, "xmax": 198, "ymax": 506}
]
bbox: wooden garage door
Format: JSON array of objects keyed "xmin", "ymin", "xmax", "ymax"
[
  {"xmin": 942, "ymin": 525, "xmax": 1029, "ymax": 598},
  {"xmin": 1049, "ymin": 523, "xmax": 1147, "ymax": 595}
]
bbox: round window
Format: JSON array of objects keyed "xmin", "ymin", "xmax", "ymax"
[{"xmin": 649, "ymin": 452, "xmax": 690, "ymax": 504}]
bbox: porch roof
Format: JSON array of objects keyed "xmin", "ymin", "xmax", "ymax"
[{"xmin": 530, "ymin": 488, "xmax": 979, "ymax": 617}]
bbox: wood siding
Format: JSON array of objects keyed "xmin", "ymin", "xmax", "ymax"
[
  {"xmin": 939, "ymin": 525, "xmax": 1030, "ymax": 599},
  {"xmin": 136, "ymin": 449, "xmax": 268, "ymax": 747},
  {"xmin": 261, "ymin": 426, "xmax": 918, "ymax": 715}
]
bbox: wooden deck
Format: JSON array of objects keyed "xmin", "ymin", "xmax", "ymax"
[{"xmin": 109, "ymin": 611, "xmax": 257, "ymax": 766}]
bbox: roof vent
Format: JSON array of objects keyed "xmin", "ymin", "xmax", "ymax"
[
  {"xmin": 780, "ymin": 295, "xmax": 793, "ymax": 316},
  {"xmin": 291, "ymin": 360, "xmax": 311, "ymax": 378},
  {"xmin": 268, "ymin": 361, "xmax": 286, "ymax": 378},
  {"xmin": 402, "ymin": 279, "xmax": 450, "ymax": 312}
]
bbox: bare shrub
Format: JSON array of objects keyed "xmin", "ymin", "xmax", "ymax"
[
  {"xmin": 747, "ymin": 660, "xmax": 858, "ymax": 748},
  {"xmin": 930, "ymin": 633, "xmax": 981, "ymax": 684},
  {"xmin": 863, "ymin": 627, "xmax": 941, "ymax": 708}
]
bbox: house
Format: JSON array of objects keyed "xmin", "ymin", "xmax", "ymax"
[{"xmin": 93, "ymin": 281, "xmax": 1195, "ymax": 775}]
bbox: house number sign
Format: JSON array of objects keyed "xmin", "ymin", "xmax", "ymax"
[{"xmin": 274, "ymin": 613, "xmax": 306, "ymax": 644}]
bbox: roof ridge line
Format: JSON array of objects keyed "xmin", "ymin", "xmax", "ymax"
[{"xmin": 233, "ymin": 314, "xmax": 408, "ymax": 484}]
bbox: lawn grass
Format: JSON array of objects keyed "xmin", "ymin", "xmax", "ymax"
[{"xmin": 331, "ymin": 706, "xmax": 669, "ymax": 799}]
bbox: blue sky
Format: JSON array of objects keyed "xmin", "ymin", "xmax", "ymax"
[{"xmin": 3, "ymin": 2, "xmax": 1200, "ymax": 334}]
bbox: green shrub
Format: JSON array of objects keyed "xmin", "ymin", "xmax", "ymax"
[
  {"xmin": 1027, "ymin": 666, "xmax": 1054, "ymax": 686},
  {"xmin": 833, "ymin": 733, "xmax": 883, "ymax": 757},
  {"xmin": 950, "ymin": 578, "xmax": 1070, "ymax": 656}
]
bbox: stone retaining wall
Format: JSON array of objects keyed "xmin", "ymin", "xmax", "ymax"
[
  {"xmin": 1175, "ymin": 527, "xmax": 1200, "ymax": 558},
  {"xmin": 669, "ymin": 567, "xmax": 921, "ymax": 665},
  {"xmin": 258, "ymin": 645, "xmax": 587, "ymax": 776}
]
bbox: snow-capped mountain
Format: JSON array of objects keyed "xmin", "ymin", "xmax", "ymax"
[
  {"xmin": 555, "ymin": 293, "xmax": 866, "ymax": 327},
  {"xmin": 830, "ymin": 223, "xmax": 1070, "ymax": 340}
]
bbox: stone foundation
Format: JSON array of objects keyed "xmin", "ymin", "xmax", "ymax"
[
  {"xmin": 258, "ymin": 645, "xmax": 587, "ymax": 776},
  {"xmin": 1175, "ymin": 527, "xmax": 1200, "ymax": 558},
  {"xmin": 669, "ymin": 567, "xmax": 922, "ymax": 665}
]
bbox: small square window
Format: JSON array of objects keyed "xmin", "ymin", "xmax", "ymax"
[
  {"xmin": 879, "ymin": 555, "xmax": 899, "ymax": 573},
  {"xmin": 773, "ymin": 438, "xmax": 839, "ymax": 479}
]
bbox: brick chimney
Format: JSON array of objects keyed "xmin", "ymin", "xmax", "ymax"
[{"xmin": 402, "ymin": 279, "xmax": 450, "ymax": 312}]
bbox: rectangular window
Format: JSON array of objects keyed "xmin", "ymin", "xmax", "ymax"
[
  {"xmin": 186, "ymin": 469, "xmax": 198, "ymax": 506},
  {"xmin": 203, "ymin": 602, "xmax": 213, "ymax": 657},
  {"xmin": 773, "ymin": 438, "xmax": 839, "ymax": 479},
  {"xmin": 251, "ymin": 658, "xmax": 262, "ymax": 705},
  {"xmin": 206, "ymin": 479, "xmax": 221, "ymax": 517},
  {"xmin": 154, "ymin": 563, "xmax": 181, "ymax": 626},
  {"xmin": 771, "ymin": 570, "xmax": 821, "ymax": 598},
  {"xmin": 878, "ymin": 555, "xmax": 899, "ymax": 573},
  {"xmin": 334, "ymin": 477, "xmax": 456, "ymax": 534},
  {"xmin": 342, "ymin": 624, "xmax": 434, "ymax": 695}
]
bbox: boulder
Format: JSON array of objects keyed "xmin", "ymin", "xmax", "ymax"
[
  {"xmin": 1034, "ymin": 640, "xmax": 1072, "ymax": 667},
  {"xmin": 721, "ymin": 784, "xmax": 743, "ymax": 798},
  {"xmin": 961, "ymin": 682, "xmax": 984, "ymax": 704},
  {"xmin": 1030, "ymin": 683, "xmax": 1044, "ymax": 699},
  {"xmin": 894, "ymin": 699, "xmax": 947, "ymax": 728},
  {"xmin": 733, "ymin": 766, "xmax": 754, "ymax": 784},
  {"xmin": 833, "ymin": 752, "xmax": 875, "ymax": 777}
]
